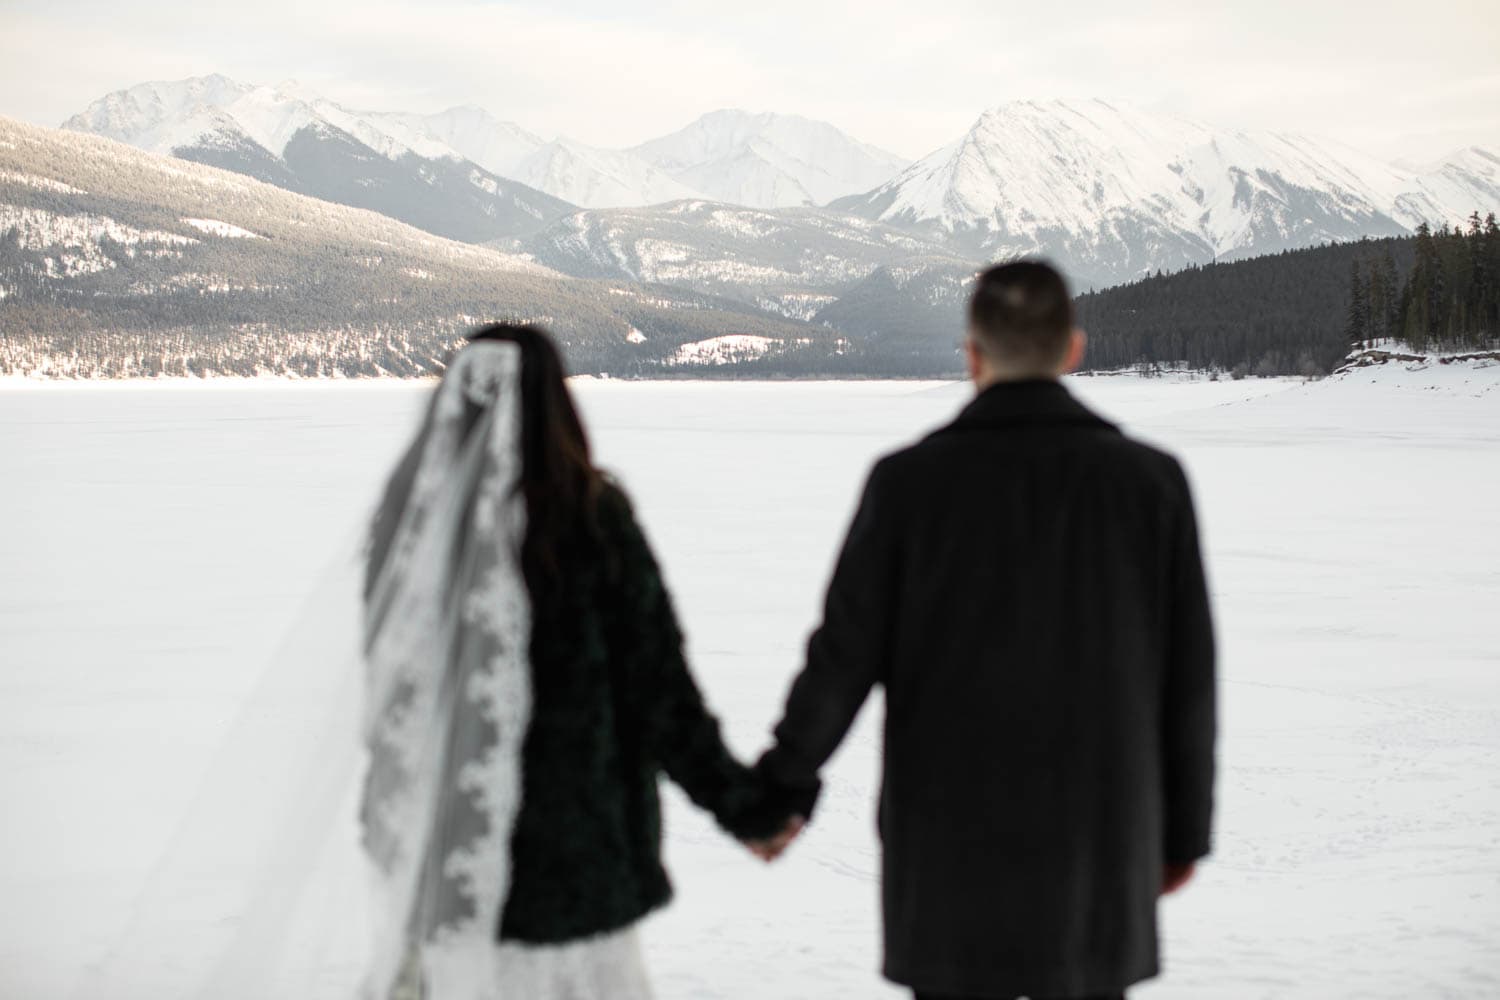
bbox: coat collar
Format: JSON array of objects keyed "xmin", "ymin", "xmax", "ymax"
[{"xmin": 940, "ymin": 379, "xmax": 1118, "ymax": 435}]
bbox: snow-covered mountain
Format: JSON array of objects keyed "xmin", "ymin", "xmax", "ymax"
[
  {"xmin": 525, "ymin": 200, "xmax": 962, "ymax": 318},
  {"xmin": 509, "ymin": 138, "xmax": 706, "ymax": 209},
  {"xmin": 57, "ymin": 81, "xmax": 1500, "ymax": 297},
  {"xmin": 832, "ymin": 99, "xmax": 1500, "ymax": 288},
  {"xmin": 630, "ymin": 110, "xmax": 909, "ymax": 208},
  {"xmin": 60, "ymin": 78, "xmax": 915, "ymax": 214},
  {"xmin": 0, "ymin": 115, "xmax": 831, "ymax": 377},
  {"xmin": 359, "ymin": 105, "xmax": 547, "ymax": 177},
  {"xmin": 1392, "ymin": 146, "xmax": 1500, "ymax": 225},
  {"xmin": 62, "ymin": 76, "xmax": 577, "ymax": 243},
  {"xmin": 61, "ymin": 74, "xmax": 257, "ymax": 154}
]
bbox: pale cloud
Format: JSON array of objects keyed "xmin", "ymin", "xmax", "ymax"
[{"xmin": 0, "ymin": 0, "xmax": 1496, "ymax": 161}]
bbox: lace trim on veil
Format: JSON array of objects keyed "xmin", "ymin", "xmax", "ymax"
[{"xmin": 361, "ymin": 342, "xmax": 536, "ymax": 999}]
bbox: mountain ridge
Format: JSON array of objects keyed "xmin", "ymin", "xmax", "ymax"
[
  {"xmin": 62, "ymin": 77, "xmax": 579, "ymax": 243},
  {"xmin": 831, "ymin": 98, "xmax": 1498, "ymax": 287},
  {"xmin": 0, "ymin": 115, "xmax": 841, "ymax": 378},
  {"xmin": 62, "ymin": 80, "xmax": 1500, "ymax": 292},
  {"xmin": 629, "ymin": 109, "xmax": 910, "ymax": 208},
  {"xmin": 62, "ymin": 77, "xmax": 910, "ymax": 213}
]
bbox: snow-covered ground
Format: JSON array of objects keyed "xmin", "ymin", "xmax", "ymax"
[{"xmin": 1, "ymin": 369, "xmax": 1497, "ymax": 998}]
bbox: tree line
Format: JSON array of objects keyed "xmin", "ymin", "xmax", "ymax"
[{"xmin": 1348, "ymin": 213, "xmax": 1500, "ymax": 352}]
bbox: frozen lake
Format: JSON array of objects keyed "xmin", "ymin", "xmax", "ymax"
[{"xmin": 2, "ymin": 369, "xmax": 1498, "ymax": 998}]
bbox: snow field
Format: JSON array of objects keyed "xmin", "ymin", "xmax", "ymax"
[{"xmin": 0, "ymin": 370, "xmax": 1496, "ymax": 998}]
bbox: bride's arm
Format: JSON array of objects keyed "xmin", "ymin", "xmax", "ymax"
[{"xmin": 603, "ymin": 489, "xmax": 798, "ymax": 842}]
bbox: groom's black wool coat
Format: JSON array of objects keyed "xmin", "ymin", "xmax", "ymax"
[{"xmin": 760, "ymin": 380, "xmax": 1217, "ymax": 998}]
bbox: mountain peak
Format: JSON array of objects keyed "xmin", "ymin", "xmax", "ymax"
[
  {"xmin": 268, "ymin": 78, "xmax": 326, "ymax": 103},
  {"xmin": 630, "ymin": 110, "xmax": 908, "ymax": 208},
  {"xmin": 510, "ymin": 138, "xmax": 705, "ymax": 208},
  {"xmin": 183, "ymin": 72, "xmax": 244, "ymax": 90},
  {"xmin": 692, "ymin": 108, "xmax": 803, "ymax": 128},
  {"xmin": 697, "ymin": 107, "xmax": 766, "ymax": 120},
  {"xmin": 832, "ymin": 100, "xmax": 1500, "ymax": 287},
  {"xmin": 435, "ymin": 104, "xmax": 500, "ymax": 120},
  {"xmin": 61, "ymin": 75, "xmax": 257, "ymax": 153}
]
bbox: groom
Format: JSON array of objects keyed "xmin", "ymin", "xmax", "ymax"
[{"xmin": 756, "ymin": 260, "xmax": 1217, "ymax": 999}]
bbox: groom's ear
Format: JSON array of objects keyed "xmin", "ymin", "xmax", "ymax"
[
  {"xmin": 1061, "ymin": 328, "xmax": 1087, "ymax": 375},
  {"xmin": 965, "ymin": 336, "xmax": 985, "ymax": 384}
]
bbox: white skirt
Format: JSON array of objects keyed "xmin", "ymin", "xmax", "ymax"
[{"xmin": 422, "ymin": 924, "xmax": 654, "ymax": 1000}]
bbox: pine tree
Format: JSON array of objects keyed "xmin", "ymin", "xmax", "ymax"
[
  {"xmin": 1463, "ymin": 213, "xmax": 1489, "ymax": 345},
  {"xmin": 1483, "ymin": 214, "xmax": 1500, "ymax": 338},
  {"xmin": 1367, "ymin": 257, "xmax": 1387, "ymax": 344},
  {"xmin": 1401, "ymin": 223, "xmax": 1441, "ymax": 350},
  {"xmin": 1380, "ymin": 251, "xmax": 1401, "ymax": 342},
  {"xmin": 1346, "ymin": 258, "xmax": 1369, "ymax": 350}
]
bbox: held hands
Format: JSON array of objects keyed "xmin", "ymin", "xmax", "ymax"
[{"xmin": 743, "ymin": 815, "xmax": 806, "ymax": 863}]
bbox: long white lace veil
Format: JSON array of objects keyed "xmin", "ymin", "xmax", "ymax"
[
  {"xmin": 359, "ymin": 340, "xmax": 534, "ymax": 999},
  {"xmin": 72, "ymin": 341, "xmax": 535, "ymax": 1000}
]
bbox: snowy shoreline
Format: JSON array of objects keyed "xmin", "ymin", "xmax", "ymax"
[
  {"xmin": 0, "ymin": 370, "xmax": 1266, "ymax": 390},
  {"xmin": 7, "ymin": 344, "xmax": 1491, "ymax": 391}
]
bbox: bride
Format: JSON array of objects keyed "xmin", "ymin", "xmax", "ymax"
[{"xmin": 360, "ymin": 324, "xmax": 806, "ymax": 999}]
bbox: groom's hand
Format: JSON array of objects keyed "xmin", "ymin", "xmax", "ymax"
[
  {"xmin": 745, "ymin": 816, "xmax": 806, "ymax": 863},
  {"xmin": 1162, "ymin": 861, "xmax": 1196, "ymax": 895}
]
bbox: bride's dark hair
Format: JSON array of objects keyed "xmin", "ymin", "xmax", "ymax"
[{"xmin": 465, "ymin": 323, "xmax": 607, "ymax": 596}]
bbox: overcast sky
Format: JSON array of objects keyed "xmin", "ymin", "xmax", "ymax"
[{"xmin": 2, "ymin": 0, "xmax": 1497, "ymax": 162}]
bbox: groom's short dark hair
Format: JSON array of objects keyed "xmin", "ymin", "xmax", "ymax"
[{"xmin": 968, "ymin": 259, "xmax": 1074, "ymax": 364}]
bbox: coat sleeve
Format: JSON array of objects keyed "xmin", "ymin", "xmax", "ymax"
[
  {"xmin": 607, "ymin": 491, "xmax": 795, "ymax": 841},
  {"xmin": 757, "ymin": 459, "xmax": 900, "ymax": 818},
  {"xmin": 1161, "ymin": 463, "xmax": 1218, "ymax": 864}
]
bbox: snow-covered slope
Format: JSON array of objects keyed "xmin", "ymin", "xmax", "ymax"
[
  {"xmin": 0, "ymin": 116, "xmax": 832, "ymax": 378},
  {"xmin": 1333, "ymin": 342, "xmax": 1500, "ymax": 395},
  {"xmin": 61, "ymin": 74, "xmax": 257, "ymax": 154},
  {"xmin": 64, "ymin": 76, "xmax": 337, "ymax": 160},
  {"xmin": 62, "ymin": 77, "xmax": 577, "ymax": 243},
  {"xmin": 525, "ymin": 199, "xmax": 961, "ymax": 317},
  {"xmin": 630, "ymin": 109, "xmax": 909, "ymax": 208},
  {"xmin": 1, "ymin": 112, "xmax": 547, "ymax": 282},
  {"xmin": 509, "ymin": 139, "xmax": 707, "ymax": 209},
  {"xmin": 1392, "ymin": 146, "xmax": 1500, "ymax": 226},
  {"xmin": 59, "ymin": 82, "xmax": 1500, "ymax": 295},
  {"xmin": 61, "ymin": 79, "xmax": 913, "ymax": 213},
  {"xmin": 63, "ymin": 77, "xmax": 711, "ymax": 215},
  {"xmin": 359, "ymin": 105, "xmax": 547, "ymax": 177},
  {"xmin": 833, "ymin": 99, "xmax": 1500, "ymax": 287}
]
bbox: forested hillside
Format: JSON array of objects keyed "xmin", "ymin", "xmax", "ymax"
[
  {"xmin": 1078, "ymin": 216, "xmax": 1498, "ymax": 375},
  {"xmin": 1077, "ymin": 238, "xmax": 1419, "ymax": 375},
  {"xmin": 0, "ymin": 117, "xmax": 834, "ymax": 378},
  {"xmin": 1376, "ymin": 216, "xmax": 1500, "ymax": 350}
]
